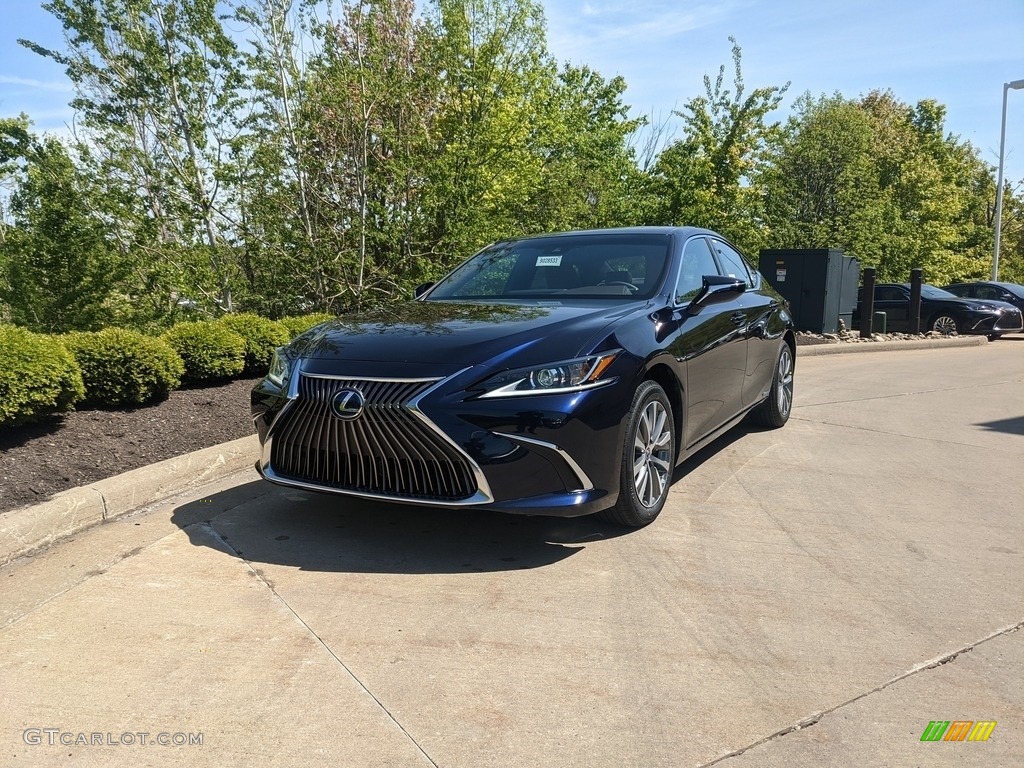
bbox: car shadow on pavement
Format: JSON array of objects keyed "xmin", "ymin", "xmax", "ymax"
[
  {"xmin": 671, "ymin": 422, "xmax": 757, "ymax": 485},
  {"xmin": 170, "ymin": 481, "xmax": 633, "ymax": 575},
  {"xmin": 974, "ymin": 415, "xmax": 1024, "ymax": 436}
]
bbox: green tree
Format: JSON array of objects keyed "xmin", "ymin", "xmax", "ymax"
[
  {"xmin": 230, "ymin": 0, "xmax": 324, "ymax": 316},
  {"xmin": 22, "ymin": 0, "xmax": 247, "ymax": 313},
  {"xmin": 422, "ymin": 0, "xmax": 644, "ymax": 260},
  {"xmin": 517, "ymin": 64, "xmax": 646, "ymax": 232},
  {"xmin": 0, "ymin": 120, "xmax": 129, "ymax": 331},
  {"xmin": 996, "ymin": 181, "xmax": 1024, "ymax": 282},
  {"xmin": 762, "ymin": 91, "xmax": 1001, "ymax": 283},
  {"xmin": 296, "ymin": 0, "xmax": 440, "ymax": 309},
  {"xmin": 761, "ymin": 93, "xmax": 885, "ymax": 260},
  {"xmin": 646, "ymin": 38, "xmax": 789, "ymax": 251},
  {"xmin": 420, "ymin": 0, "xmax": 555, "ymax": 259}
]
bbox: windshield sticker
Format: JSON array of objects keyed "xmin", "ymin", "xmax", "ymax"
[{"xmin": 536, "ymin": 255, "xmax": 562, "ymax": 267}]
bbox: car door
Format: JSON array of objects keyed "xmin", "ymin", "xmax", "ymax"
[
  {"xmin": 708, "ymin": 238, "xmax": 779, "ymax": 407},
  {"xmin": 874, "ymin": 285, "xmax": 910, "ymax": 331},
  {"xmin": 667, "ymin": 236, "xmax": 747, "ymax": 449}
]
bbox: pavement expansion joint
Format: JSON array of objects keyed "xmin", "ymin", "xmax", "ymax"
[
  {"xmin": 698, "ymin": 618, "xmax": 1024, "ymax": 766},
  {"xmin": 0, "ymin": 532, "xmax": 177, "ymax": 632},
  {"xmin": 89, "ymin": 487, "xmax": 109, "ymax": 520},
  {"xmin": 792, "ymin": 378, "xmax": 1023, "ymax": 410},
  {"xmin": 790, "ymin": 416, "xmax": 993, "ymax": 450},
  {"xmin": 199, "ymin": 520, "xmax": 442, "ymax": 768}
]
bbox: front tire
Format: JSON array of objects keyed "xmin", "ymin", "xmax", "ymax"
[
  {"xmin": 749, "ymin": 342, "xmax": 794, "ymax": 428},
  {"xmin": 599, "ymin": 381, "xmax": 675, "ymax": 528},
  {"xmin": 931, "ymin": 314, "xmax": 958, "ymax": 335}
]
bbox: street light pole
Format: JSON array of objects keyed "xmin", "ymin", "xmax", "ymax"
[{"xmin": 993, "ymin": 78, "xmax": 1024, "ymax": 281}]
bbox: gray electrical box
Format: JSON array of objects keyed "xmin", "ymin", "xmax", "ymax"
[{"xmin": 758, "ymin": 249, "xmax": 860, "ymax": 334}]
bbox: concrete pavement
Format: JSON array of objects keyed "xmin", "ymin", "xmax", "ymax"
[
  {"xmin": 0, "ymin": 435, "xmax": 260, "ymax": 567},
  {"xmin": 1, "ymin": 342, "xmax": 1022, "ymax": 767}
]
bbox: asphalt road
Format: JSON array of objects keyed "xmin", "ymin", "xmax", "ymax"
[{"xmin": 2, "ymin": 342, "xmax": 1022, "ymax": 767}]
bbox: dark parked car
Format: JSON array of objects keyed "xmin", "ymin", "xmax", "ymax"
[
  {"xmin": 943, "ymin": 281, "xmax": 1024, "ymax": 322},
  {"xmin": 252, "ymin": 227, "xmax": 795, "ymax": 528},
  {"xmin": 854, "ymin": 283, "xmax": 1023, "ymax": 338}
]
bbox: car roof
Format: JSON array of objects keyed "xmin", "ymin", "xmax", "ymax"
[
  {"xmin": 500, "ymin": 226, "xmax": 715, "ymax": 243},
  {"xmin": 946, "ymin": 281, "xmax": 1024, "ymax": 292}
]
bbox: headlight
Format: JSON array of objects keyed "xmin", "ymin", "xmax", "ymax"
[
  {"xmin": 477, "ymin": 351, "xmax": 620, "ymax": 398},
  {"xmin": 267, "ymin": 347, "xmax": 290, "ymax": 387}
]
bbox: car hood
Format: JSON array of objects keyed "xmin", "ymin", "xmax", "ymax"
[
  {"xmin": 291, "ymin": 300, "xmax": 646, "ymax": 370},
  {"xmin": 929, "ymin": 297, "xmax": 1018, "ymax": 312}
]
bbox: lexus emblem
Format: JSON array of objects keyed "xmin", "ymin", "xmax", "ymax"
[{"xmin": 330, "ymin": 388, "xmax": 365, "ymax": 420}]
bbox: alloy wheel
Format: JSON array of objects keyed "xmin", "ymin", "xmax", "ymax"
[
  {"xmin": 932, "ymin": 315, "xmax": 958, "ymax": 335},
  {"xmin": 632, "ymin": 399, "xmax": 673, "ymax": 508},
  {"xmin": 777, "ymin": 345, "xmax": 794, "ymax": 418}
]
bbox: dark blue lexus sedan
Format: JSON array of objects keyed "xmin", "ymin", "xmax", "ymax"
[{"xmin": 252, "ymin": 227, "xmax": 795, "ymax": 527}]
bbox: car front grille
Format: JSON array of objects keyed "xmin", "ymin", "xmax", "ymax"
[
  {"xmin": 269, "ymin": 374, "xmax": 478, "ymax": 502},
  {"xmin": 995, "ymin": 309, "xmax": 1023, "ymax": 332}
]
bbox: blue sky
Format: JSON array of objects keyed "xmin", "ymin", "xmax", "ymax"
[{"xmin": 1, "ymin": 0, "xmax": 1023, "ymax": 182}]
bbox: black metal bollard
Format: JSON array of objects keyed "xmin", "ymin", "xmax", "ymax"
[
  {"xmin": 860, "ymin": 268, "xmax": 876, "ymax": 338},
  {"xmin": 909, "ymin": 268, "xmax": 923, "ymax": 334}
]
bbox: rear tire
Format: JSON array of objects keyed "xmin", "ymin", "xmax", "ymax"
[
  {"xmin": 598, "ymin": 381, "xmax": 675, "ymax": 528},
  {"xmin": 749, "ymin": 343, "xmax": 794, "ymax": 429}
]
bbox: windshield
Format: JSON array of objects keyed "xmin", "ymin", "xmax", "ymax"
[
  {"xmin": 921, "ymin": 285, "xmax": 958, "ymax": 299},
  {"xmin": 426, "ymin": 233, "xmax": 672, "ymax": 301}
]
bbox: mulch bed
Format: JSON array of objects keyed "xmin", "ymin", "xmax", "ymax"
[{"xmin": 0, "ymin": 377, "xmax": 262, "ymax": 514}]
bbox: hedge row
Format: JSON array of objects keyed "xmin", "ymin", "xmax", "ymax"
[
  {"xmin": 0, "ymin": 313, "xmax": 334, "ymax": 427},
  {"xmin": 0, "ymin": 326, "xmax": 85, "ymax": 427},
  {"xmin": 65, "ymin": 328, "xmax": 184, "ymax": 406}
]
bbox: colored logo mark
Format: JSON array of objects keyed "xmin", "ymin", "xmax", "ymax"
[{"xmin": 920, "ymin": 720, "xmax": 996, "ymax": 742}]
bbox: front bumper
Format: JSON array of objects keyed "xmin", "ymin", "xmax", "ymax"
[
  {"xmin": 251, "ymin": 362, "xmax": 633, "ymax": 517},
  {"xmin": 964, "ymin": 308, "xmax": 1024, "ymax": 334}
]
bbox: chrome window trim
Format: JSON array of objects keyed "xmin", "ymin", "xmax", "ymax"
[{"xmin": 672, "ymin": 234, "xmax": 724, "ymax": 308}]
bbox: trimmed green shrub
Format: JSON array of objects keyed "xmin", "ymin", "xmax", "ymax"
[
  {"xmin": 217, "ymin": 313, "xmax": 290, "ymax": 374},
  {"xmin": 64, "ymin": 328, "xmax": 184, "ymax": 406},
  {"xmin": 0, "ymin": 325, "xmax": 85, "ymax": 426},
  {"xmin": 279, "ymin": 312, "xmax": 336, "ymax": 338},
  {"xmin": 161, "ymin": 321, "xmax": 246, "ymax": 383}
]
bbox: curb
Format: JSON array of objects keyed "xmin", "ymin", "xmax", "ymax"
[
  {"xmin": 0, "ymin": 434, "xmax": 259, "ymax": 567},
  {"xmin": 797, "ymin": 335, "xmax": 988, "ymax": 356}
]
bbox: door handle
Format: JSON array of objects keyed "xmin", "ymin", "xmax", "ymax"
[{"xmin": 730, "ymin": 312, "xmax": 746, "ymax": 325}]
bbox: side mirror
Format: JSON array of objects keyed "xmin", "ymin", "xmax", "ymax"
[
  {"xmin": 414, "ymin": 282, "xmax": 434, "ymax": 299},
  {"xmin": 687, "ymin": 275, "xmax": 745, "ymax": 315}
]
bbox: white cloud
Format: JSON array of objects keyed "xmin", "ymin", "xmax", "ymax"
[
  {"xmin": 547, "ymin": 1, "xmax": 741, "ymax": 60},
  {"xmin": 0, "ymin": 75, "xmax": 73, "ymax": 92}
]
